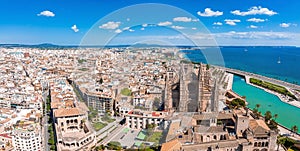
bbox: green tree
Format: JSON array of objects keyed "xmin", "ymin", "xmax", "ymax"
[
  {"xmin": 268, "ymin": 119, "xmax": 278, "ymax": 130},
  {"xmin": 229, "ymin": 98, "xmax": 246, "ymax": 109},
  {"xmin": 264, "ymin": 111, "xmax": 272, "ymax": 122},
  {"xmin": 274, "ymin": 114, "xmax": 278, "ymax": 121},
  {"xmin": 255, "ymin": 104, "xmax": 261, "ymax": 109},
  {"xmin": 291, "ymin": 125, "xmax": 298, "ymax": 135},
  {"xmin": 95, "ymin": 144, "xmax": 105, "ymax": 151},
  {"xmin": 107, "ymin": 141, "xmax": 122, "ymax": 150},
  {"xmin": 121, "ymin": 88, "xmax": 132, "ymax": 96},
  {"xmin": 277, "ymin": 137, "xmax": 286, "ymax": 151},
  {"xmin": 146, "ymin": 123, "xmax": 156, "ymax": 136}
]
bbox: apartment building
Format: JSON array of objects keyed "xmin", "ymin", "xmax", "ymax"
[{"xmin": 125, "ymin": 109, "xmax": 168, "ymax": 129}]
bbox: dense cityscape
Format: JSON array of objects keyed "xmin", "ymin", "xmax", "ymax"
[
  {"xmin": 1, "ymin": 0, "xmax": 300, "ymax": 151},
  {"xmin": 0, "ymin": 47, "xmax": 299, "ymax": 151}
]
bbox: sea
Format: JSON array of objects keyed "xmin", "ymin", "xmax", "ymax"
[
  {"xmin": 181, "ymin": 46, "xmax": 300, "ymax": 84},
  {"xmin": 182, "ymin": 46, "xmax": 300, "ymax": 129}
]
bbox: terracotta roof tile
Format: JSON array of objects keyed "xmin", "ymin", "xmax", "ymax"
[{"xmin": 54, "ymin": 108, "xmax": 84, "ymax": 118}]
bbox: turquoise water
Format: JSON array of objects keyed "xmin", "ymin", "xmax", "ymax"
[
  {"xmin": 181, "ymin": 47, "xmax": 300, "ymax": 129},
  {"xmin": 182, "ymin": 46, "xmax": 300, "ymax": 85},
  {"xmin": 232, "ymin": 75, "xmax": 300, "ymax": 129}
]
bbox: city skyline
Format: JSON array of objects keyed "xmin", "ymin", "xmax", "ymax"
[{"xmin": 0, "ymin": 0, "xmax": 300, "ymax": 46}]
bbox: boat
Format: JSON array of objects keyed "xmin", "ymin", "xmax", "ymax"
[{"xmin": 277, "ymin": 57, "xmax": 281, "ymax": 64}]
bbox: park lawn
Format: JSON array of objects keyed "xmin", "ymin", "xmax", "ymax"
[
  {"xmin": 101, "ymin": 116, "xmax": 115, "ymax": 123},
  {"xmin": 92, "ymin": 122, "xmax": 107, "ymax": 131},
  {"xmin": 250, "ymin": 78, "xmax": 297, "ymax": 99},
  {"xmin": 121, "ymin": 88, "xmax": 131, "ymax": 96},
  {"xmin": 146, "ymin": 132, "xmax": 163, "ymax": 144}
]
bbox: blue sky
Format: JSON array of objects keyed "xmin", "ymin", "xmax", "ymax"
[{"xmin": 0, "ymin": 0, "xmax": 300, "ymax": 46}]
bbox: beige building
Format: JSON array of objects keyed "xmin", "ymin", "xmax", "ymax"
[
  {"xmin": 50, "ymin": 79, "xmax": 96, "ymax": 151},
  {"xmin": 163, "ymin": 110, "xmax": 277, "ymax": 151},
  {"xmin": 125, "ymin": 109, "xmax": 167, "ymax": 129},
  {"xmin": 54, "ymin": 108, "xmax": 96, "ymax": 151},
  {"xmin": 178, "ymin": 63, "xmax": 220, "ymax": 113}
]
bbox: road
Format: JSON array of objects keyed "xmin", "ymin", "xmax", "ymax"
[
  {"xmin": 217, "ymin": 66, "xmax": 300, "ymax": 90},
  {"xmin": 96, "ymin": 117, "xmax": 122, "ymax": 136},
  {"xmin": 97, "ymin": 125, "xmax": 125, "ymax": 146},
  {"xmin": 41, "ymin": 81, "xmax": 50, "ymax": 151}
]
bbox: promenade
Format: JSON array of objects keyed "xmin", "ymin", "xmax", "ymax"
[
  {"xmin": 216, "ymin": 66, "xmax": 300, "ymax": 108},
  {"xmin": 217, "ymin": 66, "xmax": 300, "ymax": 140},
  {"xmin": 217, "ymin": 66, "xmax": 300, "ymax": 91}
]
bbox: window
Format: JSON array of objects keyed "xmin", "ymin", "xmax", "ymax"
[
  {"xmin": 254, "ymin": 142, "xmax": 257, "ymax": 147},
  {"xmin": 265, "ymin": 142, "xmax": 269, "ymax": 147}
]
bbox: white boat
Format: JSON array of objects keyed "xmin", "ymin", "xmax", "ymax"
[{"xmin": 277, "ymin": 57, "xmax": 281, "ymax": 64}]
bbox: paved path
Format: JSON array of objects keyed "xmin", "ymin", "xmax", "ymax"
[
  {"xmin": 217, "ymin": 66, "xmax": 300, "ymax": 90},
  {"xmin": 96, "ymin": 117, "xmax": 122, "ymax": 136},
  {"xmin": 97, "ymin": 125, "xmax": 125, "ymax": 146},
  {"xmin": 41, "ymin": 81, "xmax": 50, "ymax": 151}
]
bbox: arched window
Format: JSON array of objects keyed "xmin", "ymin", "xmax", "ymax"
[
  {"xmin": 220, "ymin": 135, "xmax": 224, "ymax": 140},
  {"xmin": 265, "ymin": 142, "xmax": 269, "ymax": 147},
  {"xmin": 254, "ymin": 142, "xmax": 258, "ymax": 147},
  {"xmin": 258, "ymin": 142, "xmax": 262, "ymax": 147},
  {"xmin": 262, "ymin": 142, "xmax": 265, "ymax": 147},
  {"xmin": 214, "ymin": 135, "xmax": 217, "ymax": 140}
]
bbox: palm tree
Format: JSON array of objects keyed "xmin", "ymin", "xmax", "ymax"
[
  {"xmin": 276, "ymin": 137, "xmax": 285, "ymax": 151},
  {"xmin": 264, "ymin": 111, "xmax": 272, "ymax": 122},
  {"xmin": 274, "ymin": 114, "xmax": 278, "ymax": 121},
  {"xmin": 291, "ymin": 125, "xmax": 298, "ymax": 136},
  {"xmin": 255, "ymin": 104, "xmax": 261, "ymax": 109}
]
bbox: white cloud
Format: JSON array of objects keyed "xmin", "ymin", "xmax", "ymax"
[
  {"xmin": 129, "ymin": 29, "xmax": 135, "ymax": 32},
  {"xmin": 214, "ymin": 31, "xmax": 291, "ymax": 40},
  {"xmin": 224, "ymin": 19, "xmax": 241, "ymax": 26},
  {"xmin": 280, "ymin": 23, "xmax": 291, "ymax": 28},
  {"xmin": 37, "ymin": 10, "xmax": 55, "ymax": 17},
  {"xmin": 213, "ymin": 22, "xmax": 223, "ymax": 26},
  {"xmin": 197, "ymin": 8, "xmax": 223, "ymax": 17},
  {"xmin": 247, "ymin": 18, "xmax": 267, "ymax": 23},
  {"xmin": 158, "ymin": 21, "xmax": 172, "ymax": 26},
  {"xmin": 192, "ymin": 27, "xmax": 197, "ymax": 30},
  {"xmin": 142, "ymin": 24, "xmax": 148, "ymax": 27},
  {"xmin": 71, "ymin": 25, "xmax": 79, "ymax": 32},
  {"xmin": 126, "ymin": 18, "xmax": 130, "ymax": 21},
  {"xmin": 171, "ymin": 26, "xmax": 185, "ymax": 29},
  {"xmin": 249, "ymin": 25, "xmax": 258, "ymax": 29},
  {"xmin": 99, "ymin": 21, "xmax": 121, "ymax": 30},
  {"xmin": 210, "ymin": 31, "xmax": 300, "ymax": 46},
  {"xmin": 141, "ymin": 28, "xmax": 145, "ymax": 30},
  {"xmin": 123, "ymin": 27, "xmax": 130, "ymax": 30},
  {"xmin": 173, "ymin": 17, "xmax": 192, "ymax": 22},
  {"xmin": 231, "ymin": 6, "xmax": 277, "ymax": 16},
  {"xmin": 114, "ymin": 29, "xmax": 122, "ymax": 33}
]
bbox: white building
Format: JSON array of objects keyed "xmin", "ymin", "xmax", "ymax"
[
  {"xmin": 125, "ymin": 109, "xmax": 167, "ymax": 129},
  {"xmin": 12, "ymin": 125, "xmax": 41, "ymax": 151}
]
